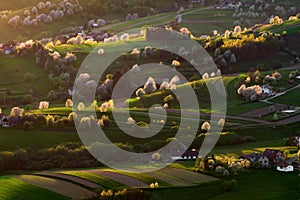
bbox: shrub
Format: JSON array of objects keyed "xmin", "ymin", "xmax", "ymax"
[
  {"xmin": 201, "ymin": 121, "xmax": 210, "ymax": 132},
  {"xmin": 223, "ymin": 179, "xmax": 237, "ymax": 191},
  {"xmin": 24, "ymin": 72, "xmax": 36, "ymax": 81},
  {"xmin": 77, "ymin": 102, "xmax": 85, "ymax": 111},
  {"xmin": 151, "ymin": 152, "xmax": 161, "ymax": 161},
  {"xmin": 0, "ymin": 92, "xmax": 7, "ymax": 104},
  {"xmin": 79, "ymin": 117, "xmax": 91, "ymax": 128},
  {"xmin": 10, "ymin": 107, "xmax": 24, "ymax": 116},
  {"xmin": 39, "ymin": 101, "xmax": 49, "ymax": 109},
  {"xmin": 23, "ymin": 121, "xmax": 35, "ymax": 131},
  {"xmin": 38, "ymin": 31, "xmax": 54, "ymax": 39},
  {"xmin": 136, "ymin": 88, "xmax": 145, "ymax": 97},
  {"xmin": 46, "ymin": 114, "xmax": 54, "ymax": 127},
  {"xmin": 65, "ymin": 99, "xmax": 73, "ymax": 108},
  {"xmin": 22, "ymin": 94, "xmax": 34, "ymax": 104},
  {"xmin": 143, "ymin": 77, "xmax": 157, "ymax": 93}
]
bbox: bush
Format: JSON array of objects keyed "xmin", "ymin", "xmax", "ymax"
[
  {"xmin": 38, "ymin": 31, "xmax": 54, "ymax": 39},
  {"xmin": 21, "ymin": 94, "xmax": 34, "ymax": 104},
  {"xmin": 23, "ymin": 121, "xmax": 35, "ymax": 130},
  {"xmin": 0, "ymin": 92, "xmax": 7, "ymax": 104},
  {"xmin": 24, "ymin": 72, "xmax": 36, "ymax": 81},
  {"xmin": 223, "ymin": 179, "xmax": 237, "ymax": 191}
]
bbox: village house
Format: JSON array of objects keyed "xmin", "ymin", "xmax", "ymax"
[
  {"xmin": 240, "ymin": 152, "xmax": 269, "ymax": 168},
  {"xmin": 0, "ymin": 114, "xmax": 10, "ymax": 128},
  {"xmin": 260, "ymin": 84, "xmax": 272, "ymax": 95},
  {"xmin": 0, "ymin": 109, "xmax": 23, "ymax": 128},
  {"xmin": 263, "ymin": 148, "xmax": 285, "ymax": 164}
]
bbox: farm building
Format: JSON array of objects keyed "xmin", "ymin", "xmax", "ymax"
[
  {"xmin": 189, "ymin": 0, "xmax": 202, "ymax": 3},
  {"xmin": 0, "ymin": 114, "xmax": 10, "ymax": 128},
  {"xmin": 240, "ymin": 152, "xmax": 269, "ymax": 167},
  {"xmin": 260, "ymin": 84, "xmax": 272, "ymax": 94},
  {"xmin": 276, "ymin": 164, "xmax": 294, "ymax": 172},
  {"xmin": 171, "ymin": 149, "xmax": 198, "ymax": 161},
  {"xmin": 263, "ymin": 149, "xmax": 285, "ymax": 164},
  {"xmin": 0, "ymin": 114, "xmax": 22, "ymax": 128}
]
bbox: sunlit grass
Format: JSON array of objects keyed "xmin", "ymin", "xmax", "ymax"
[
  {"xmin": 0, "ymin": 176, "xmax": 68, "ymax": 200},
  {"xmin": 60, "ymin": 171, "xmax": 125, "ymax": 189}
]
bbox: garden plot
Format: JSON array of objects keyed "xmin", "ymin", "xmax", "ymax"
[
  {"xmin": 35, "ymin": 172, "xmax": 100, "ymax": 189},
  {"xmin": 17, "ymin": 175, "xmax": 97, "ymax": 200}
]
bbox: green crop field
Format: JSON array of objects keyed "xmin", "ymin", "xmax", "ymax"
[
  {"xmin": 180, "ymin": 8, "xmax": 261, "ymax": 36},
  {"xmin": 0, "ymin": 128, "xmax": 80, "ymax": 151},
  {"xmin": 61, "ymin": 171, "xmax": 125, "ymax": 189},
  {"xmin": 210, "ymin": 170, "xmax": 300, "ymax": 200},
  {"xmin": 270, "ymin": 88, "xmax": 300, "ymax": 106},
  {"xmin": 0, "ymin": 55, "xmax": 52, "ymax": 97},
  {"xmin": 0, "ymin": 176, "xmax": 69, "ymax": 200}
]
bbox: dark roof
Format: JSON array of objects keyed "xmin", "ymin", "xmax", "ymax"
[
  {"xmin": 240, "ymin": 152, "xmax": 262, "ymax": 160},
  {"xmin": 263, "ymin": 149, "xmax": 282, "ymax": 163}
]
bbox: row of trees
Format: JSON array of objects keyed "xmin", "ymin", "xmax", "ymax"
[
  {"xmin": 7, "ymin": 0, "xmax": 83, "ymax": 28},
  {"xmin": 0, "ymin": 143, "xmax": 99, "ymax": 171},
  {"xmin": 79, "ymin": 0, "xmax": 179, "ymax": 17},
  {"xmin": 205, "ymin": 32, "xmax": 285, "ymax": 72}
]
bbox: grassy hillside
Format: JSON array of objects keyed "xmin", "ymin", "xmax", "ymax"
[
  {"xmin": 181, "ymin": 9, "xmax": 236, "ymax": 36},
  {"xmin": 270, "ymin": 88, "xmax": 300, "ymax": 106},
  {"xmin": 210, "ymin": 170, "xmax": 300, "ymax": 200},
  {"xmin": 0, "ymin": 55, "xmax": 52, "ymax": 108}
]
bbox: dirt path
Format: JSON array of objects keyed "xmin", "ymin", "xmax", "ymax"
[
  {"xmin": 17, "ymin": 175, "xmax": 97, "ymax": 200},
  {"xmin": 274, "ymin": 114, "xmax": 300, "ymax": 126}
]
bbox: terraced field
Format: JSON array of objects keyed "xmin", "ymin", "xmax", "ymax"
[
  {"xmin": 60, "ymin": 171, "xmax": 125, "ymax": 190},
  {"xmin": 8, "ymin": 167, "xmax": 219, "ymax": 198},
  {"xmin": 63, "ymin": 167, "xmax": 218, "ymax": 188},
  {"xmin": 0, "ymin": 176, "xmax": 69, "ymax": 200},
  {"xmin": 157, "ymin": 167, "xmax": 219, "ymax": 184},
  {"xmin": 0, "ymin": 55, "xmax": 52, "ymax": 98},
  {"xmin": 35, "ymin": 172, "xmax": 100, "ymax": 189},
  {"xmin": 17, "ymin": 175, "xmax": 97, "ymax": 200},
  {"xmin": 86, "ymin": 170, "xmax": 149, "ymax": 187}
]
